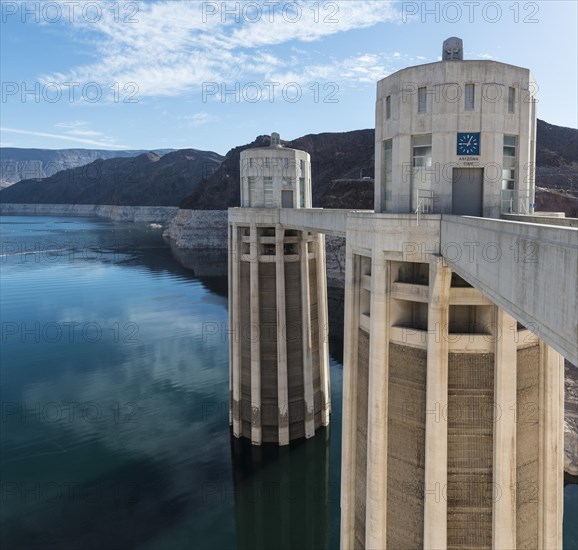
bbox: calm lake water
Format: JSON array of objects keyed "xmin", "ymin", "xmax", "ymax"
[{"xmin": 0, "ymin": 215, "xmax": 575, "ymax": 549}]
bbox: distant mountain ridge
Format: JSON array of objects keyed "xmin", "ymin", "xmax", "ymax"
[
  {"xmin": 0, "ymin": 149, "xmax": 223, "ymax": 207},
  {"xmin": 1, "ymin": 119, "xmax": 575, "ymax": 214},
  {"xmin": 0, "ymin": 147, "xmax": 176, "ymax": 188},
  {"xmin": 180, "ymin": 119, "xmax": 577, "ymax": 212}
]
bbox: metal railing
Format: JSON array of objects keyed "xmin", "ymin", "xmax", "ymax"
[
  {"xmin": 501, "ymin": 190, "xmax": 532, "ymax": 215},
  {"xmin": 415, "ymin": 189, "xmax": 434, "ymax": 225}
]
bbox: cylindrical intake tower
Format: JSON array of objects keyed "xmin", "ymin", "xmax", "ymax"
[{"xmin": 229, "ymin": 133, "xmax": 330, "ymax": 445}]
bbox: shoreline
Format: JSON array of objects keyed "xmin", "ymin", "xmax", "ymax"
[{"xmin": 0, "ymin": 203, "xmax": 178, "ymax": 223}]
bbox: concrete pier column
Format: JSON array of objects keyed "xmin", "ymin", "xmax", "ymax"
[
  {"xmin": 230, "ymin": 223, "xmax": 242, "ymax": 437},
  {"xmin": 301, "ymin": 231, "xmax": 315, "ymax": 438},
  {"xmin": 340, "ymin": 247, "xmax": 361, "ymax": 550},
  {"xmin": 228, "ymin": 223, "xmax": 234, "ymax": 426},
  {"xmin": 275, "ymin": 225, "xmax": 289, "ymax": 445},
  {"xmin": 538, "ymin": 342, "xmax": 564, "ymax": 549},
  {"xmin": 492, "ymin": 308, "xmax": 517, "ymax": 549},
  {"xmin": 315, "ymin": 232, "xmax": 331, "ymax": 425},
  {"xmin": 364, "ymin": 253, "xmax": 390, "ymax": 549},
  {"xmin": 250, "ymin": 224, "xmax": 262, "ymax": 445},
  {"xmin": 423, "ymin": 258, "xmax": 451, "ymax": 550},
  {"xmin": 229, "ymin": 219, "xmax": 330, "ymax": 445}
]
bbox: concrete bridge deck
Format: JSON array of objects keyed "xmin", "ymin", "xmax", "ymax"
[
  {"xmin": 230, "ymin": 207, "xmax": 578, "ymax": 364},
  {"xmin": 441, "ymin": 215, "xmax": 577, "ymax": 365}
]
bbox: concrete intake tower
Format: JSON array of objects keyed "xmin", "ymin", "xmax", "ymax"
[
  {"xmin": 341, "ymin": 37, "xmax": 564, "ymax": 549},
  {"xmin": 228, "ymin": 133, "xmax": 331, "ymax": 445}
]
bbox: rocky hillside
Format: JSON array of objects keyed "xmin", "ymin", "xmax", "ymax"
[
  {"xmin": 290, "ymin": 130, "xmax": 375, "ymax": 204},
  {"xmin": 181, "ymin": 120, "xmax": 576, "ymax": 212},
  {"xmin": 320, "ymin": 179, "xmax": 374, "ymax": 209},
  {"xmin": 536, "ymin": 188, "xmax": 578, "ymax": 218},
  {"xmin": 0, "ymin": 147, "xmax": 176, "ymax": 188},
  {"xmin": 534, "ymin": 120, "xmax": 578, "ymax": 216},
  {"xmin": 180, "ymin": 130, "xmax": 375, "ymax": 209},
  {"xmin": 536, "ymin": 119, "xmax": 577, "ymax": 167},
  {"xmin": 0, "ymin": 149, "xmax": 223, "ymax": 207}
]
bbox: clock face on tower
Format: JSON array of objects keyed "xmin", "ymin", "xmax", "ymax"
[{"xmin": 457, "ymin": 132, "xmax": 481, "ymax": 155}]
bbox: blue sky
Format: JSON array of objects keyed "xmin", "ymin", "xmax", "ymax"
[{"xmin": 1, "ymin": 0, "xmax": 576, "ymax": 155}]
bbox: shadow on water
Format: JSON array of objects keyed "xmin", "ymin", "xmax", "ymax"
[
  {"xmin": 0, "ymin": 458, "xmax": 192, "ymax": 550},
  {"xmin": 565, "ymin": 474, "xmax": 578, "ymax": 549},
  {"xmin": 230, "ymin": 429, "xmax": 335, "ymax": 550},
  {"xmin": 168, "ymin": 241, "xmax": 228, "ymax": 279}
]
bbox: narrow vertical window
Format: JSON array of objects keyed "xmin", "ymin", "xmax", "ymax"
[
  {"xmin": 508, "ymin": 87, "xmax": 516, "ymax": 113},
  {"xmin": 418, "ymin": 87, "xmax": 427, "ymax": 113},
  {"xmin": 248, "ymin": 176, "xmax": 256, "ymax": 206},
  {"xmin": 411, "ymin": 134, "xmax": 432, "ymax": 210},
  {"xmin": 465, "ymin": 84, "xmax": 475, "ymax": 110},
  {"xmin": 264, "ymin": 176, "xmax": 274, "ymax": 207},
  {"xmin": 383, "ymin": 139, "xmax": 393, "ymax": 210},
  {"xmin": 502, "ymin": 135, "xmax": 517, "ymax": 212},
  {"xmin": 386, "ymin": 95, "xmax": 391, "ymax": 119},
  {"xmin": 299, "ymin": 177, "xmax": 305, "ymax": 207}
]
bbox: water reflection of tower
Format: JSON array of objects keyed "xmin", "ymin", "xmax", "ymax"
[{"xmin": 230, "ymin": 430, "xmax": 331, "ymax": 550}]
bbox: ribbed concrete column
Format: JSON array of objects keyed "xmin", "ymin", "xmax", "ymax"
[
  {"xmin": 301, "ymin": 231, "xmax": 315, "ymax": 438},
  {"xmin": 249, "ymin": 225, "xmax": 261, "ymax": 445},
  {"xmin": 423, "ymin": 258, "xmax": 451, "ymax": 550},
  {"xmin": 315, "ymin": 232, "xmax": 331, "ymax": 425},
  {"xmin": 340, "ymin": 248, "xmax": 360, "ymax": 550},
  {"xmin": 230, "ymin": 224, "xmax": 242, "ymax": 437},
  {"xmin": 228, "ymin": 223, "xmax": 233, "ymax": 426},
  {"xmin": 492, "ymin": 308, "xmax": 517, "ymax": 549},
  {"xmin": 538, "ymin": 341, "xmax": 564, "ymax": 548},
  {"xmin": 275, "ymin": 225, "xmax": 289, "ymax": 445},
  {"xmin": 365, "ymin": 253, "xmax": 390, "ymax": 549}
]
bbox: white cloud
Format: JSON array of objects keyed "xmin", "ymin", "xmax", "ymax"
[
  {"xmin": 66, "ymin": 129, "xmax": 105, "ymax": 137},
  {"xmin": 54, "ymin": 121, "xmax": 105, "ymax": 137},
  {"xmin": 1, "ymin": 127, "xmax": 132, "ymax": 148},
  {"xmin": 39, "ymin": 0, "xmax": 402, "ymax": 98},
  {"xmin": 54, "ymin": 120, "xmax": 88, "ymax": 129},
  {"xmin": 476, "ymin": 52, "xmax": 497, "ymax": 60},
  {"xmin": 265, "ymin": 51, "xmax": 405, "ymax": 90},
  {"xmin": 178, "ymin": 112, "xmax": 219, "ymax": 127}
]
